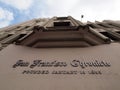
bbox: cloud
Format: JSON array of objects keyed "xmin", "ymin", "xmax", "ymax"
[
  {"xmin": 37, "ymin": 0, "xmax": 120, "ymax": 21},
  {"xmin": 41, "ymin": 0, "xmax": 79, "ymax": 16},
  {"xmin": 0, "ymin": 7, "xmax": 14, "ymax": 28},
  {"xmin": 1, "ymin": 0, "xmax": 120, "ymax": 28},
  {"xmin": 0, "ymin": 0, "xmax": 33, "ymax": 10}
]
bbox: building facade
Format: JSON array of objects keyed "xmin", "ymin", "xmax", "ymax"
[
  {"xmin": 1, "ymin": 16, "xmax": 120, "ymax": 49},
  {"xmin": 0, "ymin": 16, "xmax": 120, "ymax": 90}
]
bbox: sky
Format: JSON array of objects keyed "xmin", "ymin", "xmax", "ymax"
[{"xmin": 0, "ymin": 0, "xmax": 120, "ymax": 28}]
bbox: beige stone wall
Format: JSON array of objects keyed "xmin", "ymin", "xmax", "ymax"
[{"xmin": 0, "ymin": 43, "xmax": 120, "ymax": 90}]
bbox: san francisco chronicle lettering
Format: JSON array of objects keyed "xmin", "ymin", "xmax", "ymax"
[
  {"xmin": 12, "ymin": 59, "xmax": 111, "ymax": 75},
  {"xmin": 71, "ymin": 60, "xmax": 111, "ymax": 68},
  {"xmin": 13, "ymin": 60, "xmax": 111, "ymax": 69}
]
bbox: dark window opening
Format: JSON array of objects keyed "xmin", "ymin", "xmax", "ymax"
[
  {"xmin": 8, "ymin": 34, "xmax": 13, "ymax": 37},
  {"xmin": 100, "ymin": 32, "xmax": 118, "ymax": 41},
  {"xmin": 25, "ymin": 26, "xmax": 30, "ymax": 28},
  {"xmin": 2, "ymin": 34, "xmax": 13, "ymax": 40},
  {"xmin": 15, "ymin": 34, "xmax": 26, "ymax": 42},
  {"xmin": 57, "ymin": 17, "xmax": 68, "ymax": 20},
  {"xmin": 18, "ymin": 34, "xmax": 26, "ymax": 39},
  {"xmin": 17, "ymin": 26, "xmax": 21, "ymax": 28},
  {"xmin": 88, "ymin": 24, "xmax": 96, "ymax": 28},
  {"xmin": 116, "ymin": 31, "xmax": 120, "ymax": 34},
  {"xmin": 54, "ymin": 21, "xmax": 71, "ymax": 26}
]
